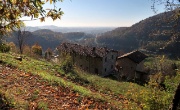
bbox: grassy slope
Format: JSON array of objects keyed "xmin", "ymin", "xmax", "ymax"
[
  {"xmin": 0, "ymin": 64, "xmax": 113, "ymax": 109},
  {"xmin": 0, "ymin": 52, "xmax": 152, "ymax": 109}
]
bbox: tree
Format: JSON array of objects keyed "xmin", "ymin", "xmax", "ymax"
[
  {"xmin": 31, "ymin": 42, "xmax": 42, "ymax": 57},
  {"xmin": 0, "ymin": 0, "xmax": 64, "ymax": 36},
  {"xmin": 151, "ymin": 0, "xmax": 180, "ymax": 45},
  {"xmin": 0, "ymin": 43, "xmax": 10, "ymax": 53},
  {"xmin": 151, "ymin": 0, "xmax": 180, "ymax": 12},
  {"xmin": 151, "ymin": 0, "xmax": 180, "ymax": 22},
  {"xmin": 45, "ymin": 48, "xmax": 53, "ymax": 60},
  {"xmin": 8, "ymin": 42, "xmax": 17, "ymax": 53},
  {"xmin": 23, "ymin": 44, "xmax": 31, "ymax": 56},
  {"xmin": 16, "ymin": 28, "xmax": 30, "ymax": 54},
  {"xmin": 59, "ymin": 53, "xmax": 73, "ymax": 74},
  {"xmin": 172, "ymin": 83, "xmax": 180, "ymax": 110}
]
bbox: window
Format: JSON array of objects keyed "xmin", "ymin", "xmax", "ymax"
[
  {"xmin": 105, "ymin": 57, "xmax": 107, "ymax": 62},
  {"xmin": 118, "ymin": 67, "xmax": 123, "ymax": 72},
  {"xmin": 80, "ymin": 55, "xmax": 82, "ymax": 59},
  {"xmin": 112, "ymin": 55, "xmax": 114, "ymax": 59},
  {"xmin": 118, "ymin": 66, "xmax": 123, "ymax": 72},
  {"xmin": 95, "ymin": 68, "xmax": 98, "ymax": 74},
  {"xmin": 111, "ymin": 65, "xmax": 113, "ymax": 69},
  {"xmin": 120, "ymin": 67, "xmax": 123, "ymax": 70},
  {"xmin": 74, "ymin": 53, "xmax": 76, "ymax": 57},
  {"xmin": 105, "ymin": 68, "xmax": 107, "ymax": 72}
]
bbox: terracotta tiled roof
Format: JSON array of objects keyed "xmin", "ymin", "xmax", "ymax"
[
  {"xmin": 57, "ymin": 42, "xmax": 117, "ymax": 58},
  {"xmin": 118, "ymin": 50, "xmax": 148, "ymax": 63}
]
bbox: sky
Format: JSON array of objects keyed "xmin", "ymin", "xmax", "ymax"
[{"xmin": 23, "ymin": 0, "xmax": 165, "ymax": 27}]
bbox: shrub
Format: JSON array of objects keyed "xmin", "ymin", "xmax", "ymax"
[
  {"xmin": 8, "ymin": 42, "xmax": 17, "ymax": 53},
  {"xmin": 31, "ymin": 43, "xmax": 42, "ymax": 57},
  {"xmin": 59, "ymin": 53, "xmax": 73, "ymax": 73},
  {"xmin": 0, "ymin": 43, "xmax": 10, "ymax": 53},
  {"xmin": 125, "ymin": 72, "xmax": 180, "ymax": 110},
  {"xmin": 37, "ymin": 101, "xmax": 48, "ymax": 110},
  {"xmin": 23, "ymin": 45, "xmax": 31, "ymax": 56}
]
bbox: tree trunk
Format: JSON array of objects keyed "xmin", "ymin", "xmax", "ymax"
[{"xmin": 172, "ymin": 83, "xmax": 180, "ymax": 110}]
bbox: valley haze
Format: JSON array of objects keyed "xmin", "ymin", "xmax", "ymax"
[{"xmin": 26, "ymin": 26, "xmax": 116, "ymax": 34}]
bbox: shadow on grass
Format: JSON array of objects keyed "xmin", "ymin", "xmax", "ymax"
[
  {"xmin": 61, "ymin": 69, "xmax": 90, "ymax": 86},
  {"xmin": 0, "ymin": 94, "xmax": 13, "ymax": 110}
]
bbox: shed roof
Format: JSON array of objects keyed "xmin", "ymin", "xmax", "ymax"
[{"xmin": 118, "ymin": 50, "xmax": 148, "ymax": 63}]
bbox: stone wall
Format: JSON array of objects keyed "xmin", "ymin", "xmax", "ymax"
[
  {"xmin": 59, "ymin": 50, "xmax": 118, "ymax": 76},
  {"xmin": 116, "ymin": 57, "xmax": 147, "ymax": 81},
  {"xmin": 71, "ymin": 52, "xmax": 103, "ymax": 75},
  {"xmin": 136, "ymin": 61, "xmax": 144, "ymax": 72},
  {"xmin": 116, "ymin": 57, "xmax": 136, "ymax": 80},
  {"xmin": 89, "ymin": 57, "xmax": 103, "ymax": 75},
  {"xmin": 102, "ymin": 51, "xmax": 118, "ymax": 76}
]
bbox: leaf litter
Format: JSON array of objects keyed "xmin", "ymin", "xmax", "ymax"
[{"xmin": 0, "ymin": 64, "xmax": 112, "ymax": 110}]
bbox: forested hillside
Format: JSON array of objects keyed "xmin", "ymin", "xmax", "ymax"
[
  {"xmin": 96, "ymin": 10, "xmax": 180, "ymax": 57},
  {"xmin": 5, "ymin": 29, "xmax": 95, "ymax": 51}
]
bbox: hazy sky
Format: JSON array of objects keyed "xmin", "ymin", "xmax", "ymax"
[{"xmin": 24, "ymin": 0, "xmax": 165, "ymax": 27}]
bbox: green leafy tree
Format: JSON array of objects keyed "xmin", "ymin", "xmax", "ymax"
[
  {"xmin": 59, "ymin": 53, "xmax": 73, "ymax": 73},
  {"xmin": 0, "ymin": 43, "xmax": 10, "ymax": 53}
]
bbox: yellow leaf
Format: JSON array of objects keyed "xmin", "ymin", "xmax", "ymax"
[
  {"xmin": 40, "ymin": 17, "xmax": 45, "ymax": 22},
  {"xmin": 12, "ymin": 0, "xmax": 17, "ymax": 4},
  {"xmin": 50, "ymin": 0, "xmax": 52, "ymax": 4},
  {"xmin": 23, "ymin": 0, "xmax": 28, "ymax": 2}
]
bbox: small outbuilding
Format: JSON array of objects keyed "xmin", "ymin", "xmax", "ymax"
[{"xmin": 116, "ymin": 50, "xmax": 148, "ymax": 81}]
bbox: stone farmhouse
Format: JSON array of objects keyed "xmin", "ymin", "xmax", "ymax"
[
  {"xmin": 115, "ymin": 50, "xmax": 148, "ymax": 82},
  {"xmin": 57, "ymin": 42, "xmax": 118, "ymax": 76}
]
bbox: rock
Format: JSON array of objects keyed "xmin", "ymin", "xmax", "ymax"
[{"xmin": 15, "ymin": 56, "xmax": 22, "ymax": 61}]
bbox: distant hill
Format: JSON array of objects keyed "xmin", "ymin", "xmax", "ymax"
[
  {"xmin": 95, "ymin": 10, "xmax": 180, "ymax": 57},
  {"xmin": 26, "ymin": 26, "xmax": 116, "ymax": 35},
  {"xmin": 5, "ymin": 29, "xmax": 95, "ymax": 51}
]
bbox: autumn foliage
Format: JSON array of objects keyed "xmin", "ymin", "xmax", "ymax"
[
  {"xmin": 31, "ymin": 43, "xmax": 42, "ymax": 57},
  {"xmin": 0, "ymin": 0, "xmax": 63, "ymax": 35}
]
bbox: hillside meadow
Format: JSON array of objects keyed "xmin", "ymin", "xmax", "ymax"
[{"xmin": 0, "ymin": 52, "xmax": 179, "ymax": 109}]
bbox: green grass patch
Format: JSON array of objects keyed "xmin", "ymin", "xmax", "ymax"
[
  {"xmin": 37, "ymin": 101, "xmax": 49, "ymax": 110},
  {"xmin": 0, "ymin": 53, "xmax": 133, "ymax": 109}
]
